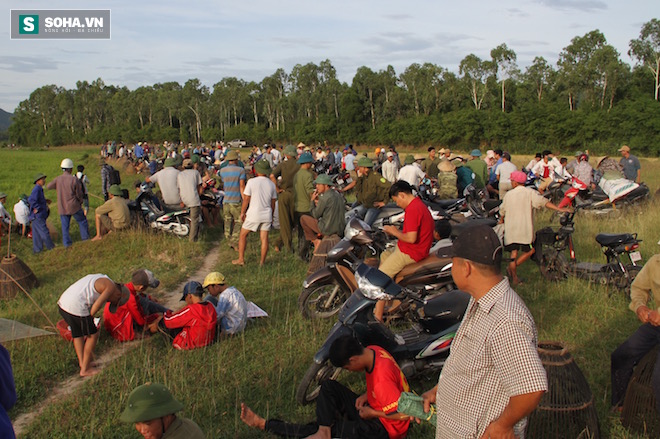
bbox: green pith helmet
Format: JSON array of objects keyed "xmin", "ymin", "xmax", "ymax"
[
  {"xmin": 119, "ymin": 383, "xmax": 184, "ymax": 423},
  {"xmin": 356, "ymin": 157, "xmax": 373, "ymax": 168},
  {"xmin": 284, "ymin": 145, "xmax": 297, "ymax": 157},
  {"xmin": 404, "ymin": 155, "xmax": 415, "ymax": 165}
]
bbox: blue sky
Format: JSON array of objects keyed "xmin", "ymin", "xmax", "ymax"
[{"xmin": 0, "ymin": 0, "xmax": 657, "ymax": 112}]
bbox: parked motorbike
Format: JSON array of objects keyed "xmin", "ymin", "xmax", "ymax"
[
  {"xmin": 132, "ymin": 183, "xmax": 199, "ymax": 237},
  {"xmin": 299, "ymin": 218, "xmax": 455, "ymax": 320},
  {"xmin": 534, "ymin": 207, "xmax": 643, "ymax": 295},
  {"xmin": 296, "ymin": 262, "xmax": 469, "ymax": 405}
]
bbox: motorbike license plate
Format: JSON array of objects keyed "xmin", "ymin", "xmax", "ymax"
[
  {"xmin": 337, "ymin": 178, "xmax": 344, "ymax": 184},
  {"xmin": 630, "ymin": 251, "xmax": 642, "ymax": 263}
]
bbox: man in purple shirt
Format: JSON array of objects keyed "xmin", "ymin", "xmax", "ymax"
[{"xmin": 46, "ymin": 158, "xmax": 89, "ymax": 247}]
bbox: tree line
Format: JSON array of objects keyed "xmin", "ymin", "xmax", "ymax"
[{"xmin": 8, "ymin": 20, "xmax": 660, "ymax": 154}]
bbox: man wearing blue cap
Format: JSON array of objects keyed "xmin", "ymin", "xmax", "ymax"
[{"xmin": 150, "ymin": 281, "xmax": 216, "ymax": 350}]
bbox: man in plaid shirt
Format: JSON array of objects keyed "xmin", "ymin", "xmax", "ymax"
[{"xmin": 421, "ymin": 224, "xmax": 547, "ymax": 438}]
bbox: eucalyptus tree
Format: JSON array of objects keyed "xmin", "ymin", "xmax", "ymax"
[
  {"xmin": 629, "ymin": 18, "xmax": 660, "ymax": 100},
  {"xmin": 459, "ymin": 54, "xmax": 492, "ymax": 110},
  {"xmin": 490, "ymin": 43, "xmax": 518, "ymax": 112},
  {"xmin": 525, "ymin": 57, "xmax": 554, "ymax": 102}
]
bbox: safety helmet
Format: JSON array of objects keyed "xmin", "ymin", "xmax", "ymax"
[
  {"xmin": 60, "ymin": 158, "xmax": 74, "ymax": 169},
  {"xmin": 119, "ymin": 383, "xmax": 184, "ymax": 423}
]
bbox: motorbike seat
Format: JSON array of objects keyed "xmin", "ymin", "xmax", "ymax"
[
  {"xmin": 451, "ymin": 218, "xmax": 497, "ymax": 238},
  {"xmin": 433, "ymin": 198, "xmax": 462, "ymax": 209},
  {"xmin": 596, "ymin": 233, "xmax": 637, "ymax": 247},
  {"xmin": 423, "ymin": 290, "xmax": 471, "ymax": 321},
  {"xmin": 484, "ymin": 199, "xmax": 502, "ymax": 211},
  {"xmin": 395, "ymin": 254, "xmax": 452, "ymax": 284}
]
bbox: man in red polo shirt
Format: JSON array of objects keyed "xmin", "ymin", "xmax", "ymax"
[{"xmin": 375, "ymin": 180, "xmax": 434, "ymax": 321}]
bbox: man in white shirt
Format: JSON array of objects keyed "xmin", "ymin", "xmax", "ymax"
[
  {"xmin": 381, "ymin": 152, "xmax": 399, "ymax": 183},
  {"xmin": 531, "ymin": 150, "xmax": 560, "ymax": 193},
  {"xmin": 232, "ymin": 160, "xmax": 278, "ymax": 267},
  {"xmin": 495, "ymin": 152, "xmax": 517, "ymax": 200},
  {"xmin": 398, "ymin": 155, "xmax": 426, "ymax": 188},
  {"xmin": 177, "ymin": 159, "xmax": 203, "ymax": 242},
  {"xmin": 13, "ymin": 194, "xmax": 30, "ymax": 236}
]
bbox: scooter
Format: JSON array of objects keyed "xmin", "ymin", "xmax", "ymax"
[
  {"xmin": 296, "ymin": 262, "xmax": 469, "ymax": 405},
  {"xmin": 299, "ymin": 218, "xmax": 474, "ymax": 320},
  {"xmin": 535, "ymin": 207, "xmax": 643, "ymax": 295},
  {"xmin": 133, "ymin": 183, "xmax": 199, "ymax": 237}
]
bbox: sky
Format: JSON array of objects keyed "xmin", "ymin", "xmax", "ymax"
[{"xmin": 0, "ymin": 0, "xmax": 658, "ymax": 112}]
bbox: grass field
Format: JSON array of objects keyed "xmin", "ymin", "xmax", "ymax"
[{"xmin": 1, "ymin": 146, "xmax": 659, "ymax": 438}]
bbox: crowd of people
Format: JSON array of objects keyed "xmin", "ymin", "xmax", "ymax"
[{"xmin": 0, "ymin": 139, "xmax": 652, "ymax": 439}]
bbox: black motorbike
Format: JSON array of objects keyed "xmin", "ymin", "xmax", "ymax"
[
  {"xmin": 130, "ymin": 183, "xmax": 199, "ymax": 237},
  {"xmin": 299, "ymin": 218, "xmax": 455, "ymax": 320},
  {"xmin": 535, "ymin": 208, "xmax": 643, "ymax": 295},
  {"xmin": 296, "ymin": 262, "xmax": 469, "ymax": 405}
]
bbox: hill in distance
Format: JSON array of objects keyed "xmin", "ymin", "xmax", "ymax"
[{"xmin": 0, "ymin": 108, "xmax": 13, "ymax": 132}]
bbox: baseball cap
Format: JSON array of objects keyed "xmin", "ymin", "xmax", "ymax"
[
  {"xmin": 386, "ymin": 151, "xmax": 394, "ymax": 158},
  {"xmin": 618, "ymin": 145, "xmax": 631, "ymax": 152},
  {"xmin": 181, "ymin": 281, "xmax": 204, "ymax": 301},
  {"xmin": 132, "ymin": 269, "xmax": 160, "ymax": 288},
  {"xmin": 502, "ymin": 152, "xmax": 511, "ymax": 161},
  {"xmin": 202, "ymin": 272, "xmax": 226, "ymax": 288},
  {"xmin": 108, "ymin": 284, "xmax": 131, "ymax": 314},
  {"xmin": 452, "ymin": 224, "xmax": 503, "ymax": 266}
]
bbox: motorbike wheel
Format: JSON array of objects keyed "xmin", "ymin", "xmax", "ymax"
[
  {"xmin": 295, "ymin": 360, "xmax": 342, "ymax": 405},
  {"xmin": 539, "ymin": 249, "xmax": 569, "ymax": 282},
  {"xmin": 171, "ymin": 218, "xmax": 191, "ymax": 237},
  {"xmin": 299, "ymin": 282, "xmax": 350, "ymax": 319},
  {"xmin": 609, "ymin": 265, "xmax": 642, "ymax": 298}
]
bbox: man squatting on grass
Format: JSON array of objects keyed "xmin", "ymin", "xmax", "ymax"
[
  {"xmin": 57, "ymin": 274, "xmax": 130, "ymax": 376},
  {"xmin": 419, "ymin": 225, "xmax": 547, "ymax": 438},
  {"xmin": 241, "ymin": 335, "xmax": 410, "ymax": 439}
]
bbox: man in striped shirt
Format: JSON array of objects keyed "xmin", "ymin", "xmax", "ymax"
[{"xmin": 219, "ymin": 149, "xmax": 246, "ymax": 250}]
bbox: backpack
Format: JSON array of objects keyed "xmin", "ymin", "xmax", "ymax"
[{"xmin": 107, "ymin": 165, "xmax": 121, "ymax": 186}]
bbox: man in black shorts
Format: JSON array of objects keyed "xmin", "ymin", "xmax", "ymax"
[{"xmin": 57, "ymin": 274, "xmax": 129, "ymax": 376}]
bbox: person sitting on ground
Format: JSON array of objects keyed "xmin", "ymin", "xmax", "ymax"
[
  {"xmin": 0, "ymin": 193, "xmax": 11, "ymax": 236},
  {"xmin": 300, "ymin": 174, "xmax": 346, "ymax": 252},
  {"xmin": 92, "ymin": 184, "xmax": 130, "ymax": 241},
  {"xmin": 611, "ymin": 254, "xmax": 660, "ymax": 414},
  {"xmin": 375, "ymin": 180, "xmax": 434, "ymax": 321},
  {"xmin": 232, "ymin": 160, "xmax": 278, "ymax": 266},
  {"xmin": 241, "ymin": 335, "xmax": 410, "ymax": 439},
  {"xmin": 58, "ymin": 274, "xmax": 130, "ymax": 376},
  {"xmin": 500, "ymin": 171, "xmax": 570, "ymax": 286},
  {"xmin": 202, "ymin": 272, "xmax": 248, "ymax": 336},
  {"xmin": 120, "ymin": 382, "xmax": 205, "ymax": 439},
  {"xmin": 150, "ymin": 281, "xmax": 216, "ymax": 350},
  {"xmin": 12, "ymin": 194, "xmax": 30, "ymax": 237},
  {"xmin": 103, "ymin": 269, "xmax": 169, "ymax": 342}
]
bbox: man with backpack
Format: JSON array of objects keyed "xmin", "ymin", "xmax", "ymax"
[{"xmin": 100, "ymin": 158, "xmax": 121, "ymax": 201}]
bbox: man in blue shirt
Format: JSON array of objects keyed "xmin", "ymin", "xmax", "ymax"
[
  {"xmin": 618, "ymin": 145, "xmax": 641, "ymax": 183},
  {"xmin": 28, "ymin": 173, "xmax": 55, "ymax": 254},
  {"xmin": 202, "ymin": 271, "xmax": 248, "ymax": 336},
  {"xmin": 219, "ymin": 149, "xmax": 246, "ymax": 250}
]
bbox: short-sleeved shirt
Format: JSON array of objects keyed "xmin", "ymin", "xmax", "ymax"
[
  {"xmin": 620, "ymin": 154, "xmax": 641, "ymax": 181},
  {"xmin": 496, "ymin": 160, "xmax": 517, "ymax": 184},
  {"xmin": 150, "ymin": 167, "xmax": 182, "ymax": 205},
  {"xmin": 398, "ymin": 197, "xmax": 434, "ymax": 262},
  {"xmin": 219, "ymin": 164, "xmax": 246, "ymax": 204},
  {"xmin": 13, "ymin": 200, "xmax": 29, "ymax": 225},
  {"xmin": 366, "ymin": 345, "xmax": 410, "ymax": 439},
  {"xmin": 344, "ymin": 154, "xmax": 356, "ymax": 171},
  {"xmin": 271, "ymin": 158, "xmax": 300, "ymax": 191},
  {"xmin": 422, "ymin": 157, "xmax": 441, "ymax": 179},
  {"xmin": 94, "ymin": 196, "xmax": 130, "ymax": 229},
  {"xmin": 435, "ymin": 278, "xmax": 547, "ymax": 438},
  {"xmin": 500, "ymin": 185, "xmax": 548, "ymax": 245},
  {"xmin": 398, "ymin": 165, "xmax": 426, "ymax": 187},
  {"xmin": 58, "ymin": 274, "xmax": 110, "ymax": 317},
  {"xmin": 177, "ymin": 169, "xmax": 202, "ymax": 207},
  {"xmin": 244, "ymin": 176, "xmax": 277, "ymax": 224}
]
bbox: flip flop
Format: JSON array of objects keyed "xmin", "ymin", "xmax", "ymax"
[{"xmin": 231, "ymin": 260, "xmax": 245, "ymax": 266}]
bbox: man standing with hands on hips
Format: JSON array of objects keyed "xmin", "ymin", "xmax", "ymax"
[{"xmin": 420, "ymin": 225, "xmax": 547, "ymax": 438}]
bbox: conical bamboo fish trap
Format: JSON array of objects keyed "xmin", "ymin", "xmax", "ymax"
[
  {"xmin": 621, "ymin": 346, "xmax": 660, "ymax": 436},
  {"xmin": 0, "ymin": 254, "xmax": 39, "ymax": 299}
]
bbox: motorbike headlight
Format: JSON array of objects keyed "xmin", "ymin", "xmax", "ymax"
[
  {"xmin": 344, "ymin": 218, "xmax": 371, "ymax": 240},
  {"xmin": 356, "ymin": 271, "xmax": 394, "ymax": 301}
]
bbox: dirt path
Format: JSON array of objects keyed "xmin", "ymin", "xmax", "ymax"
[{"xmin": 12, "ymin": 244, "xmax": 222, "ymax": 437}]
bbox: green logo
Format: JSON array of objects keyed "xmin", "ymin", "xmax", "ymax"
[{"xmin": 19, "ymin": 15, "xmax": 39, "ymax": 34}]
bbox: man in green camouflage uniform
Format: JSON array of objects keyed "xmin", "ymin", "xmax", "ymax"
[
  {"xmin": 270, "ymin": 145, "xmax": 300, "ymax": 253},
  {"xmin": 343, "ymin": 156, "xmax": 391, "ymax": 225},
  {"xmin": 436, "ymin": 159, "xmax": 458, "ymax": 199},
  {"xmin": 293, "ymin": 151, "xmax": 315, "ymax": 258}
]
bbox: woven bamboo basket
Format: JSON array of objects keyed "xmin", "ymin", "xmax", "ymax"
[
  {"xmin": 307, "ymin": 234, "xmax": 341, "ymax": 276},
  {"xmin": 621, "ymin": 346, "xmax": 660, "ymax": 436},
  {"xmin": 526, "ymin": 341, "xmax": 600, "ymax": 438},
  {"xmin": 0, "ymin": 254, "xmax": 39, "ymax": 299}
]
